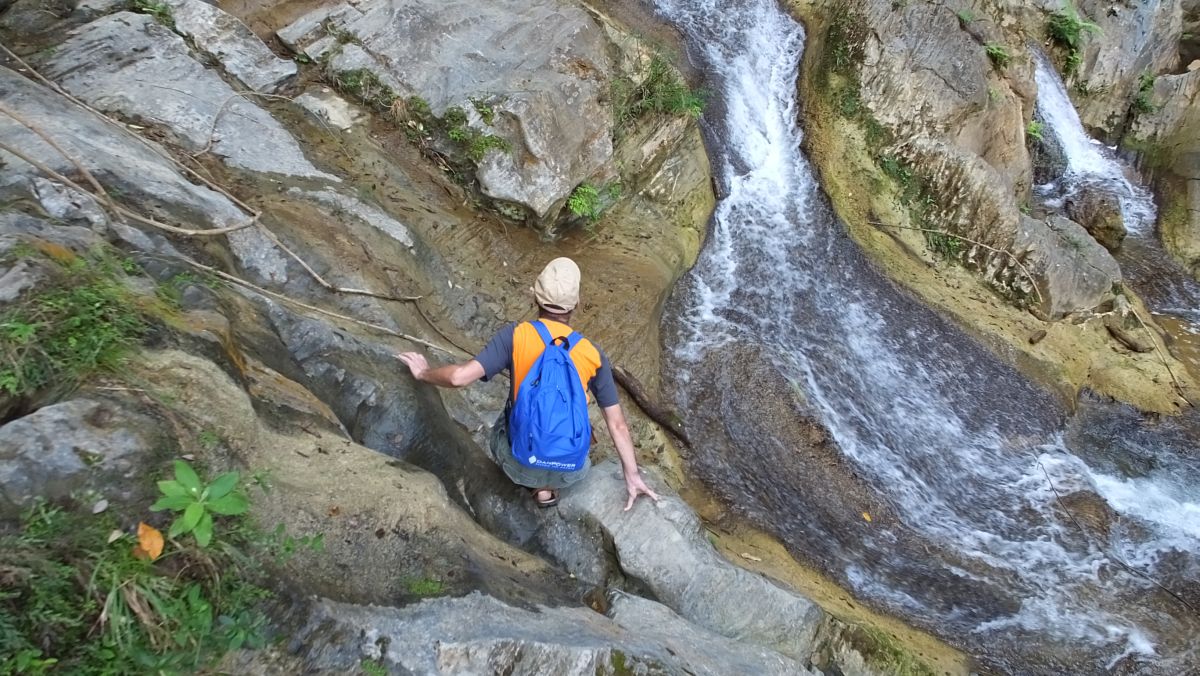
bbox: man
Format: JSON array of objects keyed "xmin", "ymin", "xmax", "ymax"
[{"xmin": 397, "ymin": 257, "xmax": 660, "ymax": 511}]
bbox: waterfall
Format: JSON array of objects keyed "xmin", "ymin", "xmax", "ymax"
[
  {"xmin": 652, "ymin": 0, "xmax": 1200, "ymax": 671},
  {"xmin": 1034, "ymin": 51, "xmax": 1200, "ymax": 325},
  {"xmin": 1032, "ymin": 51, "xmax": 1157, "ymax": 233}
]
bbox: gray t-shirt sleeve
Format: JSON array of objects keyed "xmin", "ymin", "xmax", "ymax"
[
  {"xmin": 590, "ymin": 350, "xmax": 619, "ymax": 408},
  {"xmin": 475, "ymin": 323, "xmax": 516, "ymax": 381}
]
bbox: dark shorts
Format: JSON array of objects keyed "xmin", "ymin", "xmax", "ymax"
[{"xmin": 488, "ymin": 412, "xmax": 590, "ymax": 490}]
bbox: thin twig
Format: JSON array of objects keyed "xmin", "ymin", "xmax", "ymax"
[
  {"xmin": 869, "ymin": 221, "xmax": 1045, "ymax": 305},
  {"xmin": 0, "ymin": 138, "xmax": 253, "ymax": 236},
  {"xmin": 180, "ymin": 257, "xmax": 466, "ymax": 357},
  {"xmin": 0, "ymin": 102, "xmax": 113, "ymax": 209},
  {"xmin": 1036, "ymin": 459, "xmax": 1198, "ymax": 616},
  {"xmin": 1129, "ymin": 307, "xmax": 1196, "ymax": 408},
  {"xmin": 250, "ymin": 223, "xmax": 423, "ymax": 303}
]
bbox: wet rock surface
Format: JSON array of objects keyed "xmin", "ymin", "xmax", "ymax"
[
  {"xmin": 1065, "ymin": 181, "xmax": 1126, "ymax": 251},
  {"xmin": 1013, "ymin": 214, "xmax": 1122, "ymax": 318},
  {"xmin": 285, "ymin": 592, "xmax": 810, "ymax": 675}
]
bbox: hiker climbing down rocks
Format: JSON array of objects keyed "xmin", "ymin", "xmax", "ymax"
[{"xmin": 398, "ymin": 257, "xmax": 660, "ymax": 510}]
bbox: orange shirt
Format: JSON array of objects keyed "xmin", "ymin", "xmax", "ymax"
[{"xmin": 511, "ymin": 320, "xmax": 603, "ymax": 402}]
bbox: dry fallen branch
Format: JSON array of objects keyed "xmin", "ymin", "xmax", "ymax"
[
  {"xmin": 1129, "ymin": 307, "xmax": 1196, "ymax": 408},
  {"xmin": 869, "ymin": 221, "xmax": 1045, "ymax": 306},
  {"xmin": 180, "ymin": 256, "xmax": 464, "ymax": 357},
  {"xmin": 0, "ymin": 137, "xmax": 253, "ymax": 237}
]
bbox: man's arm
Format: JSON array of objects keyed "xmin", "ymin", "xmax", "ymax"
[
  {"xmin": 601, "ymin": 404, "xmax": 661, "ymax": 511},
  {"xmin": 397, "ymin": 353, "xmax": 485, "ymax": 388}
]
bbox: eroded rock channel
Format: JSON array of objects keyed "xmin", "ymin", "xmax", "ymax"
[{"xmin": 1, "ymin": 0, "xmax": 1198, "ymax": 674}]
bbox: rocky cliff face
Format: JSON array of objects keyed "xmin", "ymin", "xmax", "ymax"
[
  {"xmin": 790, "ymin": 0, "xmax": 1199, "ymax": 413},
  {"xmin": 0, "ymin": 0, "xmax": 933, "ymax": 672}
]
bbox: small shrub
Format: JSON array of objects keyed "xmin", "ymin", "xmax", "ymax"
[
  {"xmin": 1026, "ymin": 120, "xmax": 1045, "ymax": 143},
  {"xmin": 469, "ymin": 96, "xmax": 497, "ymax": 126},
  {"xmin": 0, "ymin": 248, "xmax": 148, "ymax": 399},
  {"xmin": 926, "ymin": 231, "xmax": 963, "ymax": 259},
  {"xmin": 985, "ymin": 43, "xmax": 1011, "ymax": 69},
  {"xmin": 956, "ymin": 9, "xmax": 975, "ymax": 27},
  {"xmin": 1047, "ymin": 3, "xmax": 1100, "ymax": 77},
  {"xmin": 329, "ymin": 69, "xmax": 397, "ymax": 111},
  {"xmin": 132, "ymin": 0, "xmax": 174, "ymax": 28},
  {"xmin": 567, "ymin": 183, "xmax": 603, "ymax": 221},
  {"xmin": 1131, "ymin": 72, "xmax": 1157, "ymax": 115},
  {"xmin": 612, "ymin": 53, "xmax": 705, "ymax": 133}
]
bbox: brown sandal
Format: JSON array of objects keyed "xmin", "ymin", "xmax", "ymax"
[{"xmin": 532, "ymin": 488, "xmax": 558, "ymax": 508}]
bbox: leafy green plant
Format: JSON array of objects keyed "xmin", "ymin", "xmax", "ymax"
[
  {"xmin": 0, "ymin": 485, "xmax": 273, "ymax": 674},
  {"xmin": 985, "ymin": 43, "xmax": 1011, "ymax": 69},
  {"xmin": 1026, "ymin": 120, "xmax": 1045, "ymax": 143},
  {"xmin": 151, "ymin": 461, "xmax": 249, "ymax": 547},
  {"xmin": 1047, "ymin": 3, "xmax": 1100, "ymax": 77},
  {"xmin": 567, "ymin": 183, "xmax": 603, "ymax": 221},
  {"xmin": 132, "ymin": 0, "xmax": 174, "ymax": 28},
  {"xmin": 1131, "ymin": 72, "xmax": 1157, "ymax": 115},
  {"xmin": 611, "ymin": 52, "xmax": 705, "ymax": 134},
  {"xmin": 926, "ymin": 231, "xmax": 963, "ymax": 259},
  {"xmin": 956, "ymin": 9, "xmax": 975, "ymax": 27}
]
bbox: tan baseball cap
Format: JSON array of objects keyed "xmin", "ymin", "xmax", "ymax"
[{"xmin": 533, "ymin": 257, "xmax": 580, "ymax": 313}]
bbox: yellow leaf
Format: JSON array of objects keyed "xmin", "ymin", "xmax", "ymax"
[
  {"xmin": 862, "ymin": 512, "xmax": 872, "ymax": 522},
  {"xmin": 133, "ymin": 522, "xmax": 163, "ymax": 561}
]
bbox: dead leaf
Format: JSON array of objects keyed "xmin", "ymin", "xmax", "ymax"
[
  {"xmin": 132, "ymin": 522, "xmax": 164, "ymax": 561},
  {"xmin": 91, "ymin": 499, "xmax": 109, "ymax": 514},
  {"xmin": 862, "ymin": 512, "xmax": 872, "ymax": 522},
  {"xmin": 328, "ymin": 505, "xmax": 341, "ymax": 516},
  {"xmin": 107, "ymin": 529, "xmax": 124, "ymax": 544},
  {"xmin": 739, "ymin": 552, "xmax": 762, "ymax": 562},
  {"xmin": 181, "ymin": 454, "xmax": 195, "ymax": 461}
]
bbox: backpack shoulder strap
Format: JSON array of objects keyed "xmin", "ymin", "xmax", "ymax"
[
  {"xmin": 530, "ymin": 320, "xmax": 554, "ymax": 347},
  {"xmin": 565, "ymin": 331, "xmax": 585, "ymax": 352}
]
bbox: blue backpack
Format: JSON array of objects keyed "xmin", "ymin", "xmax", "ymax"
[{"xmin": 508, "ymin": 321, "xmax": 591, "ymax": 472}]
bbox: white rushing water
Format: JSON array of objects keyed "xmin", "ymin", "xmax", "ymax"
[
  {"xmin": 655, "ymin": 0, "xmax": 1200, "ymax": 670},
  {"xmin": 1032, "ymin": 51, "xmax": 1157, "ymax": 233}
]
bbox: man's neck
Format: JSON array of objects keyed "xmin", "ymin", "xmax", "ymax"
[{"xmin": 537, "ymin": 312, "xmax": 571, "ymax": 326}]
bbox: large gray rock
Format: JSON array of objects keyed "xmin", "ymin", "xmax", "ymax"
[
  {"xmin": 1127, "ymin": 65, "xmax": 1200, "ymax": 277},
  {"xmin": 557, "ymin": 460, "xmax": 826, "ymax": 661},
  {"xmin": 1065, "ymin": 180, "xmax": 1126, "ymax": 251},
  {"xmin": 0, "ymin": 65, "xmax": 248, "ymax": 230},
  {"xmin": 0, "ymin": 399, "xmax": 162, "ymax": 516},
  {"xmin": 857, "ymin": 0, "xmax": 1034, "ymax": 193},
  {"xmin": 278, "ymin": 0, "xmax": 614, "ymax": 219},
  {"xmin": 1071, "ymin": 0, "xmax": 1183, "ymax": 134},
  {"xmin": 0, "ymin": 67, "xmax": 290, "ymax": 282},
  {"xmin": 1010, "ymin": 214, "xmax": 1122, "ymax": 318},
  {"xmin": 162, "ymin": 0, "xmax": 297, "ymax": 93},
  {"xmin": 41, "ymin": 13, "xmax": 335, "ymax": 180},
  {"xmin": 288, "ymin": 592, "xmax": 811, "ymax": 675}
]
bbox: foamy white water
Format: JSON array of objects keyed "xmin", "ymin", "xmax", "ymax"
[
  {"xmin": 656, "ymin": 0, "xmax": 1200, "ymax": 670},
  {"xmin": 1033, "ymin": 51, "xmax": 1157, "ymax": 233}
]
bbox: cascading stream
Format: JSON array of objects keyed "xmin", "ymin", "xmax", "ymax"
[
  {"xmin": 653, "ymin": 0, "xmax": 1200, "ymax": 672},
  {"xmin": 1033, "ymin": 51, "xmax": 1200, "ymax": 325}
]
